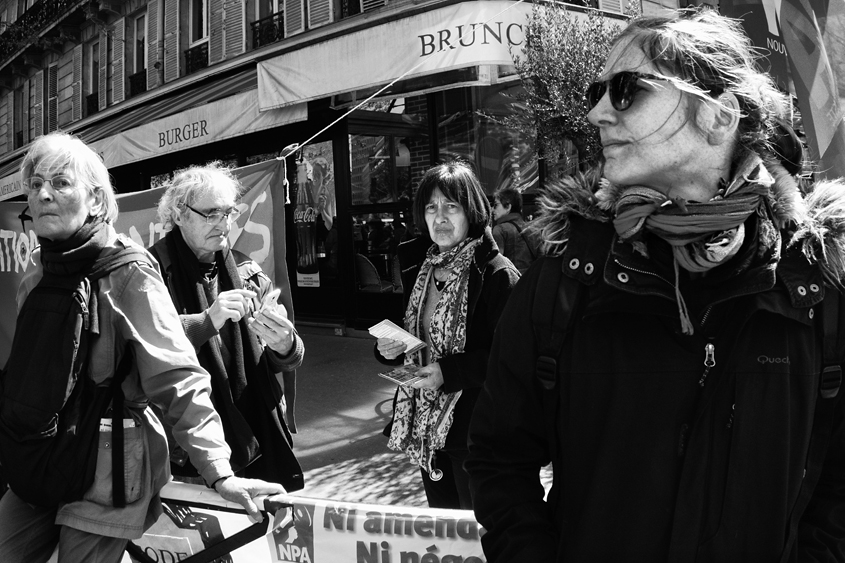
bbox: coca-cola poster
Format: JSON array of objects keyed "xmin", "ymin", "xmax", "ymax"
[{"xmin": 293, "ymin": 142, "xmax": 335, "ymax": 288}]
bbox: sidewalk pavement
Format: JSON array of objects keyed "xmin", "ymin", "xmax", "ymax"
[
  {"xmin": 287, "ymin": 327, "xmax": 427, "ymax": 507},
  {"xmin": 287, "ymin": 326, "xmax": 554, "ymax": 509}
]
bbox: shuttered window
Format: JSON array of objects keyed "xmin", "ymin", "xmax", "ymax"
[
  {"xmin": 72, "ymin": 44, "xmax": 83, "ymax": 122},
  {"xmin": 163, "ymin": 0, "xmax": 180, "ymax": 82},
  {"xmin": 283, "ymin": 0, "xmax": 304, "ymax": 37},
  {"xmin": 47, "ymin": 65, "xmax": 58, "ymax": 133},
  {"xmin": 147, "ymin": 0, "xmax": 162, "ymax": 89},
  {"xmin": 112, "ymin": 18, "xmax": 126, "ymax": 104},
  {"xmin": 31, "ymin": 71, "xmax": 43, "ymax": 139}
]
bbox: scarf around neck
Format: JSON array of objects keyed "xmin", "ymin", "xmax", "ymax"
[
  {"xmin": 388, "ymin": 237, "xmax": 480, "ymax": 476},
  {"xmin": 40, "ymin": 218, "xmax": 110, "ymax": 276},
  {"xmin": 164, "ymin": 227, "xmax": 264, "ymax": 473},
  {"xmin": 611, "ymin": 157, "xmax": 773, "ymax": 334}
]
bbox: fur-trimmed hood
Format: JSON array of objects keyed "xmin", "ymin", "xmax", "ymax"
[{"xmin": 530, "ymin": 157, "xmax": 845, "ymax": 286}]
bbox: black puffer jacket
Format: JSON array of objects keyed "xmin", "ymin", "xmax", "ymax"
[
  {"xmin": 467, "ymin": 164, "xmax": 845, "ymax": 562},
  {"xmin": 376, "ymin": 228, "xmax": 520, "ymax": 450}
]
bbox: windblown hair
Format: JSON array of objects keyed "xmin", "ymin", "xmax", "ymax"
[
  {"xmin": 618, "ymin": 8, "xmax": 789, "ymax": 160},
  {"xmin": 412, "ymin": 161, "xmax": 491, "ymax": 239},
  {"xmin": 157, "ymin": 161, "xmax": 243, "ymax": 230},
  {"xmin": 21, "ymin": 132, "xmax": 119, "ymax": 223}
]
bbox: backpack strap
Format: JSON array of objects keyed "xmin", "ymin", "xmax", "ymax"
[
  {"xmin": 110, "ymin": 348, "xmax": 134, "ymax": 508},
  {"xmin": 532, "ymin": 257, "xmax": 585, "ymax": 464},
  {"xmin": 780, "ymin": 290, "xmax": 843, "ymax": 562},
  {"xmin": 87, "ymin": 248, "xmax": 154, "ymax": 336},
  {"xmin": 88, "ymin": 247, "xmax": 152, "ymax": 508},
  {"xmin": 506, "ymin": 219, "xmax": 537, "ymax": 260}
]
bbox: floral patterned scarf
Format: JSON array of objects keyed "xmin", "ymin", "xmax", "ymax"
[{"xmin": 388, "ymin": 237, "xmax": 481, "ymax": 477}]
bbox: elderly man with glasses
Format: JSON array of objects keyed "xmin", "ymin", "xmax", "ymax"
[{"xmin": 149, "ymin": 162, "xmax": 305, "ymax": 492}]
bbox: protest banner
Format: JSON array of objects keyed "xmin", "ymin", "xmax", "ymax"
[
  {"xmin": 721, "ymin": 0, "xmax": 845, "ymax": 179},
  {"xmin": 127, "ymin": 482, "xmax": 486, "ymax": 563},
  {"xmin": 0, "ymin": 157, "xmax": 290, "ymax": 368}
]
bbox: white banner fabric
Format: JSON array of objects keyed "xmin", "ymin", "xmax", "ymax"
[
  {"xmin": 129, "ymin": 482, "xmax": 486, "ymax": 563},
  {"xmin": 256, "ymin": 0, "xmax": 552, "ymax": 111}
]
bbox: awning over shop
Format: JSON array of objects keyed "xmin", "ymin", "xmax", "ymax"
[
  {"xmin": 257, "ymin": 0, "xmax": 537, "ymax": 111},
  {"xmin": 88, "ymin": 89, "xmax": 306, "ymax": 169},
  {"xmin": 75, "ymin": 67, "xmax": 260, "ymax": 143},
  {"xmin": 0, "ymin": 68, "xmax": 307, "ymax": 199},
  {"xmin": 0, "ymin": 67, "xmax": 260, "ymax": 182}
]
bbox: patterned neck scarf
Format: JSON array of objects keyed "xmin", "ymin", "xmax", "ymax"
[
  {"xmin": 612, "ymin": 156, "xmax": 773, "ymax": 334},
  {"xmin": 388, "ymin": 237, "xmax": 481, "ymax": 477}
]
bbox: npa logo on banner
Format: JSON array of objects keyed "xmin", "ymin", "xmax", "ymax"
[
  {"xmin": 138, "ymin": 483, "xmax": 486, "ymax": 563},
  {"xmin": 0, "ymin": 158, "xmax": 289, "ymax": 369}
]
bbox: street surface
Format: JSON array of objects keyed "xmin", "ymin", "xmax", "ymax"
[{"xmin": 289, "ymin": 328, "xmax": 428, "ymax": 507}]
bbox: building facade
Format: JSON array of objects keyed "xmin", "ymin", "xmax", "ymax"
[{"xmin": 0, "ymin": 0, "xmax": 685, "ymax": 330}]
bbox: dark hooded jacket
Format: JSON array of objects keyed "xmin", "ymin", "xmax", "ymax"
[{"xmin": 466, "ymin": 159, "xmax": 845, "ymax": 563}]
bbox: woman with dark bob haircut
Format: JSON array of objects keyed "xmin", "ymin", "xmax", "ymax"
[{"xmin": 375, "ymin": 161, "xmax": 519, "ymax": 509}]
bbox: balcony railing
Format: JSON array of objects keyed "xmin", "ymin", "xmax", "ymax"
[
  {"xmin": 128, "ymin": 70, "xmax": 146, "ymax": 99},
  {"xmin": 251, "ymin": 11, "xmax": 284, "ymax": 49},
  {"xmin": 0, "ymin": 0, "xmax": 84, "ymax": 68},
  {"xmin": 184, "ymin": 42, "xmax": 209, "ymax": 76},
  {"xmin": 86, "ymin": 92, "xmax": 99, "ymax": 117}
]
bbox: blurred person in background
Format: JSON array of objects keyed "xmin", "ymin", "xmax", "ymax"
[{"xmin": 492, "ymin": 187, "xmax": 539, "ymax": 274}]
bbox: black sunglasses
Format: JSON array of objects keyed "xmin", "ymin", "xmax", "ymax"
[{"xmin": 586, "ymin": 71, "xmax": 664, "ymax": 112}]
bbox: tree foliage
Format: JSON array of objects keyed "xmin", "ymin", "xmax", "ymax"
[{"xmin": 510, "ymin": 2, "xmax": 625, "ymax": 168}]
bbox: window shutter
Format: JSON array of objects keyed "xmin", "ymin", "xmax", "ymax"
[
  {"xmin": 72, "ymin": 44, "xmax": 82, "ymax": 122},
  {"xmin": 1, "ymin": 93, "xmax": 10, "ymax": 153},
  {"xmin": 360, "ymin": 0, "xmax": 385, "ymax": 13},
  {"xmin": 47, "ymin": 66, "xmax": 57, "ymax": 132},
  {"xmin": 284, "ymin": 0, "xmax": 304, "ymax": 37},
  {"xmin": 598, "ymin": 0, "xmax": 623, "ymax": 13},
  {"xmin": 98, "ymin": 31, "xmax": 108, "ymax": 110},
  {"xmin": 22, "ymin": 80, "xmax": 29, "ymax": 145},
  {"xmin": 5, "ymin": 92, "xmax": 12, "ymax": 152},
  {"xmin": 163, "ymin": 0, "xmax": 180, "ymax": 82},
  {"xmin": 307, "ymin": 0, "xmax": 332, "ymax": 29},
  {"xmin": 224, "ymin": 0, "xmax": 244, "ymax": 58},
  {"xmin": 112, "ymin": 18, "xmax": 125, "ymax": 103},
  {"xmin": 7, "ymin": 0, "xmax": 17, "ymax": 24},
  {"xmin": 147, "ymin": 0, "xmax": 161, "ymax": 89},
  {"xmin": 32, "ymin": 71, "xmax": 43, "ymax": 139},
  {"xmin": 209, "ymin": 0, "xmax": 224, "ymax": 63}
]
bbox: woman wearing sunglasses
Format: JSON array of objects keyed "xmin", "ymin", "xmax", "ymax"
[{"xmin": 467, "ymin": 8, "xmax": 845, "ymax": 562}]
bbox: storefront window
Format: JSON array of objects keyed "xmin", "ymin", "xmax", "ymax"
[
  {"xmin": 351, "ymin": 211, "xmax": 412, "ymax": 294},
  {"xmin": 435, "ymin": 83, "xmax": 537, "ymax": 195},
  {"xmin": 349, "ymin": 135, "xmax": 413, "ymax": 205}
]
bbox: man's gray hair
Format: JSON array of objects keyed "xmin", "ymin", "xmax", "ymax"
[{"xmin": 156, "ymin": 161, "xmax": 243, "ymax": 231}]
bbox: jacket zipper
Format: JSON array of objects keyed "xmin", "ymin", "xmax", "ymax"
[
  {"xmin": 699, "ymin": 342, "xmax": 716, "ymax": 387},
  {"xmin": 613, "ymin": 258, "xmax": 675, "ymax": 288}
]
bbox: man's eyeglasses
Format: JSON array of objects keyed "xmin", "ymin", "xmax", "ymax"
[
  {"xmin": 586, "ymin": 71, "xmax": 665, "ymax": 112},
  {"xmin": 185, "ymin": 204, "xmax": 241, "ymax": 225},
  {"xmin": 24, "ymin": 175, "xmax": 77, "ymax": 195}
]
